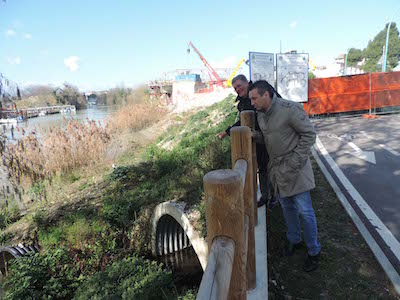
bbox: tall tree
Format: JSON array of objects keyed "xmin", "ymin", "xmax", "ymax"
[
  {"xmin": 347, "ymin": 48, "xmax": 363, "ymax": 67},
  {"xmin": 53, "ymin": 83, "xmax": 86, "ymax": 109},
  {"xmin": 345, "ymin": 23, "xmax": 400, "ymax": 72},
  {"xmin": 362, "ymin": 23, "xmax": 400, "ymax": 72}
]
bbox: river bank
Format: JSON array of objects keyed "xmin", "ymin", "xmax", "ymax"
[
  {"xmin": 1, "ymin": 90, "xmax": 397, "ymax": 299},
  {"xmin": 0, "ymin": 91, "xmax": 235, "ymax": 299}
]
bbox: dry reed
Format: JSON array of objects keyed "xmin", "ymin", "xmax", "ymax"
[
  {"xmin": 1, "ymin": 119, "xmax": 110, "ymax": 185},
  {"xmin": 107, "ymin": 102, "xmax": 165, "ymax": 132},
  {"xmin": 1, "ymin": 97, "xmax": 165, "ymax": 188}
]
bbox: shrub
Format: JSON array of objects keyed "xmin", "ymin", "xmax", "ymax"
[
  {"xmin": 28, "ymin": 181, "xmax": 47, "ymax": 202},
  {"xmin": 74, "ymin": 256, "xmax": 173, "ymax": 300},
  {"xmin": 178, "ymin": 289, "xmax": 197, "ymax": 300},
  {"xmin": 0, "ymin": 211, "xmax": 9, "ymax": 230},
  {"xmin": 0, "ymin": 200, "xmax": 21, "ymax": 230},
  {"xmin": 3, "ymin": 249, "xmax": 81, "ymax": 300}
]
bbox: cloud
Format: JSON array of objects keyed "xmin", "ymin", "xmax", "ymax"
[
  {"xmin": 7, "ymin": 56, "xmax": 21, "ymax": 65},
  {"xmin": 12, "ymin": 20, "xmax": 23, "ymax": 29},
  {"xmin": 5, "ymin": 29, "xmax": 16, "ymax": 37},
  {"xmin": 64, "ymin": 56, "xmax": 80, "ymax": 72},
  {"xmin": 290, "ymin": 21, "xmax": 297, "ymax": 29},
  {"xmin": 24, "ymin": 33, "xmax": 32, "ymax": 40},
  {"xmin": 233, "ymin": 33, "xmax": 249, "ymax": 41}
]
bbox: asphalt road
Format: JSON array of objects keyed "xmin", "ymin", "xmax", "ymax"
[{"xmin": 312, "ymin": 114, "xmax": 400, "ymax": 292}]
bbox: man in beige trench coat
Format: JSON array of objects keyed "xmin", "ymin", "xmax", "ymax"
[{"xmin": 249, "ymin": 80, "xmax": 321, "ymax": 272}]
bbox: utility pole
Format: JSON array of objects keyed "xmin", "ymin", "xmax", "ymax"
[
  {"xmin": 383, "ymin": 23, "xmax": 391, "ymax": 72},
  {"xmin": 383, "ymin": 8, "xmax": 400, "ymax": 72}
]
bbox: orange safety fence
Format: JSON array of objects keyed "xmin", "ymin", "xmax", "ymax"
[{"xmin": 304, "ymin": 71, "xmax": 400, "ymax": 115}]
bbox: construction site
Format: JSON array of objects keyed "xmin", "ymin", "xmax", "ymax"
[{"xmin": 147, "ymin": 42, "xmax": 248, "ymax": 106}]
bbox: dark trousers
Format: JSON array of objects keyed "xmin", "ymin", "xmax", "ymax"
[{"xmin": 256, "ymin": 143, "xmax": 270, "ymax": 200}]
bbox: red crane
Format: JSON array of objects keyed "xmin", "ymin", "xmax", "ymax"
[{"xmin": 187, "ymin": 41, "xmax": 224, "ymax": 87}]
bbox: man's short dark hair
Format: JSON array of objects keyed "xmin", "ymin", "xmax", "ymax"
[
  {"xmin": 248, "ymin": 80, "xmax": 276, "ymax": 98},
  {"xmin": 232, "ymin": 74, "xmax": 248, "ymax": 85}
]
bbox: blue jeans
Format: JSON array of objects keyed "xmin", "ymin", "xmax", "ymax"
[{"xmin": 279, "ymin": 191, "xmax": 321, "ymax": 256}]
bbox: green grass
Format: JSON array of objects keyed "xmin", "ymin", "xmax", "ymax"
[
  {"xmin": 102, "ymin": 94, "xmax": 237, "ymax": 221},
  {"xmin": 267, "ymin": 158, "xmax": 399, "ymax": 299}
]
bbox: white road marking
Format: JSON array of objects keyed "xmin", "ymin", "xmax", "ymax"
[
  {"xmin": 312, "ymin": 145, "xmax": 400, "ymax": 294},
  {"xmin": 379, "ymin": 144, "xmax": 400, "ymax": 156},
  {"xmin": 360, "ymin": 131, "xmax": 372, "ymax": 139},
  {"xmin": 347, "ymin": 142, "xmax": 376, "ymax": 164},
  {"xmin": 315, "ymin": 136, "xmax": 400, "ymax": 262},
  {"xmin": 360, "ymin": 131, "xmax": 400, "ymax": 157},
  {"xmin": 326, "ymin": 133, "xmax": 376, "ymax": 164}
]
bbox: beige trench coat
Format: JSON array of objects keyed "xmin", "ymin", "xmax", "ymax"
[{"xmin": 255, "ymin": 95, "xmax": 316, "ymax": 198}]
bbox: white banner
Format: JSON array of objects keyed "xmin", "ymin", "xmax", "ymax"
[
  {"xmin": 249, "ymin": 52, "xmax": 274, "ymax": 86},
  {"xmin": 276, "ymin": 53, "xmax": 309, "ymax": 103}
]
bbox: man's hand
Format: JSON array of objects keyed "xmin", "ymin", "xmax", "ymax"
[{"xmin": 216, "ymin": 131, "xmax": 228, "ymax": 139}]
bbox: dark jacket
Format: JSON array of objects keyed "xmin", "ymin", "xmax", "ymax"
[{"xmin": 225, "ymin": 94, "xmax": 260, "ymax": 135}]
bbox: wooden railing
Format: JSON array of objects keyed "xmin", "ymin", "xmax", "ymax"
[{"xmin": 197, "ymin": 111, "xmax": 257, "ymax": 300}]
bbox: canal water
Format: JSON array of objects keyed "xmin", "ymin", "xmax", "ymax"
[{"xmin": 1, "ymin": 105, "xmax": 119, "ymax": 141}]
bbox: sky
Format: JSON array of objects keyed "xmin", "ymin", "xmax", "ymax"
[{"xmin": 0, "ymin": 0, "xmax": 399, "ymax": 91}]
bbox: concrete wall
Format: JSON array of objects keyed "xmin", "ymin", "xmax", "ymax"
[{"xmin": 172, "ymin": 81, "xmax": 196, "ymax": 102}]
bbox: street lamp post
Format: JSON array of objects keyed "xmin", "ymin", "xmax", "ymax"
[
  {"xmin": 344, "ymin": 48, "xmax": 350, "ymax": 75},
  {"xmin": 383, "ymin": 23, "xmax": 391, "ymax": 72},
  {"xmin": 383, "ymin": 7, "xmax": 400, "ymax": 72}
]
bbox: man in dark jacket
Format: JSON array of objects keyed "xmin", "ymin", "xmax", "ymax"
[{"xmin": 216, "ymin": 75, "xmax": 271, "ymax": 206}]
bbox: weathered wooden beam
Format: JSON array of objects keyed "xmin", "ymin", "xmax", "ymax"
[
  {"xmin": 240, "ymin": 110, "xmax": 258, "ymax": 225},
  {"xmin": 196, "ymin": 236, "xmax": 235, "ymax": 300},
  {"xmin": 203, "ymin": 169, "xmax": 246, "ymax": 300},
  {"xmin": 234, "ymin": 159, "xmax": 247, "ymax": 188},
  {"xmin": 231, "ymin": 126, "xmax": 256, "ymax": 290}
]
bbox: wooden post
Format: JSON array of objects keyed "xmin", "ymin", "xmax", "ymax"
[
  {"xmin": 240, "ymin": 111, "xmax": 258, "ymax": 225},
  {"xmin": 196, "ymin": 236, "xmax": 235, "ymax": 300},
  {"xmin": 203, "ymin": 169, "xmax": 246, "ymax": 300},
  {"xmin": 230, "ymin": 126, "xmax": 256, "ymax": 290}
]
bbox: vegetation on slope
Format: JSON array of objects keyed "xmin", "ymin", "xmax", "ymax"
[
  {"xmin": 2, "ymin": 90, "xmax": 397, "ymax": 299},
  {"xmin": 0, "ymin": 94, "xmax": 237, "ymax": 299}
]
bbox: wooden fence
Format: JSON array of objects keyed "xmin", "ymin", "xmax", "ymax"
[{"xmin": 196, "ymin": 111, "xmax": 257, "ymax": 300}]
